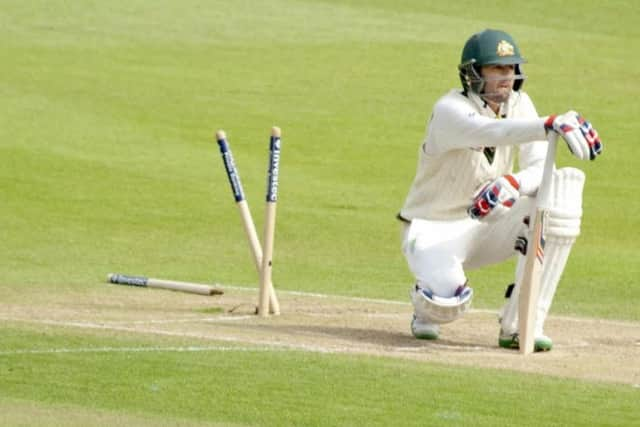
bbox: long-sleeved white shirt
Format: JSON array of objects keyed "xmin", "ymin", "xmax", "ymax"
[{"xmin": 400, "ymin": 89, "xmax": 548, "ymax": 221}]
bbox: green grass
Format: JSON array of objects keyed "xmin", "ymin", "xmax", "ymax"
[
  {"xmin": 1, "ymin": 0, "xmax": 639, "ymax": 425},
  {"xmin": 2, "ymin": 328, "xmax": 638, "ymax": 427},
  {"xmin": 2, "ymin": 0, "xmax": 639, "ymax": 318}
]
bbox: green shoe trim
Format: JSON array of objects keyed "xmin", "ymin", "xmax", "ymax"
[
  {"xmin": 499, "ymin": 333, "xmax": 553, "ymax": 352},
  {"xmin": 499, "ymin": 334, "xmax": 519, "ymax": 349},
  {"xmin": 411, "ymin": 317, "xmax": 439, "ymax": 340},
  {"xmin": 413, "ymin": 329, "xmax": 439, "ymax": 340},
  {"xmin": 534, "ymin": 337, "xmax": 553, "ymax": 352}
]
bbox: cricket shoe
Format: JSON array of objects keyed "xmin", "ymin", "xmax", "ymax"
[
  {"xmin": 411, "ymin": 315, "xmax": 439, "ymax": 340},
  {"xmin": 498, "ymin": 330, "xmax": 553, "ymax": 352}
]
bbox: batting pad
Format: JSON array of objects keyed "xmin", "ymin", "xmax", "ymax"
[{"xmin": 501, "ymin": 167, "xmax": 585, "ymax": 336}]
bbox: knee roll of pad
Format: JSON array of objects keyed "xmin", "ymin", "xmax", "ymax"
[{"xmin": 546, "ymin": 167, "xmax": 585, "ymax": 239}]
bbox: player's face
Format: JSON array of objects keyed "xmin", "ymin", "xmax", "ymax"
[{"xmin": 480, "ymin": 64, "xmax": 515, "ymax": 104}]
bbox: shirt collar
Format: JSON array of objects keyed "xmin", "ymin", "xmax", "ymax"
[{"xmin": 467, "ymin": 91, "xmax": 511, "ymax": 118}]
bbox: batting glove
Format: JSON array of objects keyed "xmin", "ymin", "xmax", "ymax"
[
  {"xmin": 468, "ymin": 175, "xmax": 520, "ymax": 221},
  {"xmin": 544, "ymin": 111, "xmax": 603, "ymax": 160}
]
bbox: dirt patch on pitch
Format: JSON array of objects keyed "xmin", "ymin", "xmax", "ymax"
[{"xmin": 2, "ymin": 285, "xmax": 639, "ymax": 386}]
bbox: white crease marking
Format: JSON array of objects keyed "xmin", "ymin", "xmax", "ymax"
[
  {"xmin": 102, "ymin": 315, "xmax": 255, "ymax": 325},
  {"xmin": 0, "ymin": 345, "xmax": 283, "ymax": 356},
  {"xmin": 1, "ymin": 317, "xmax": 491, "ymax": 357},
  {"xmin": 221, "ymin": 285, "xmax": 639, "ymax": 326},
  {"xmin": 3, "ymin": 318, "xmax": 345, "ymax": 355}
]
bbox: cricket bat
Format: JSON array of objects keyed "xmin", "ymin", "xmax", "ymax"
[{"xmin": 518, "ymin": 132, "xmax": 558, "ymax": 355}]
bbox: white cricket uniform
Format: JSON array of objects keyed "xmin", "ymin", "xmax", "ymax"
[{"xmin": 399, "ymin": 89, "xmax": 548, "ymax": 298}]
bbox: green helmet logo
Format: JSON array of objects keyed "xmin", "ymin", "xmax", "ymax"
[{"xmin": 458, "ymin": 29, "xmax": 526, "ymax": 94}]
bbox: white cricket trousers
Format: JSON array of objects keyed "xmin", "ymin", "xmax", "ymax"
[{"xmin": 401, "ymin": 197, "xmax": 534, "ymax": 298}]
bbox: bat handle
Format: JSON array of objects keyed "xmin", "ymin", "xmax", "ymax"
[{"xmin": 537, "ymin": 132, "xmax": 558, "ymax": 209}]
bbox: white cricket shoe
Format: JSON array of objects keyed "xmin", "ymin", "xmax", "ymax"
[{"xmin": 411, "ymin": 315, "xmax": 440, "ymax": 340}]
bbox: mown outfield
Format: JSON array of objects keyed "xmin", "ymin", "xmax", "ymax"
[{"xmin": 1, "ymin": 1, "xmax": 639, "ymax": 426}]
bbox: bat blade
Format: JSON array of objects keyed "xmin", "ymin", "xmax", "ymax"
[{"xmin": 517, "ymin": 210, "xmax": 546, "ymax": 354}]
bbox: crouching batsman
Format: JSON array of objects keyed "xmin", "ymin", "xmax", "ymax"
[{"xmin": 397, "ymin": 29, "xmax": 603, "ymax": 351}]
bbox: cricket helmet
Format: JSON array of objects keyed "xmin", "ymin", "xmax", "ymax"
[{"xmin": 458, "ymin": 29, "xmax": 526, "ymax": 94}]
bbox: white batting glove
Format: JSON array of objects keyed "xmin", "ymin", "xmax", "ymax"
[
  {"xmin": 544, "ymin": 111, "xmax": 603, "ymax": 160},
  {"xmin": 468, "ymin": 175, "xmax": 520, "ymax": 222}
]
